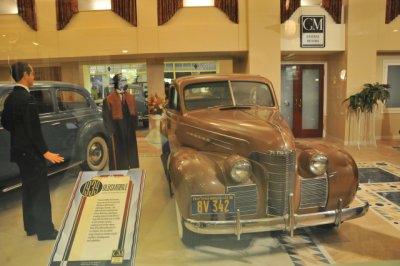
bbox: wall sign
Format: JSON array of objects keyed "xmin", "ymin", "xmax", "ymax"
[{"xmin": 300, "ymin": 15, "xmax": 325, "ymax": 48}]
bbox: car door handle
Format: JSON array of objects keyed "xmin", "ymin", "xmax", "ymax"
[{"xmin": 51, "ymin": 122, "xmax": 61, "ymax": 126}]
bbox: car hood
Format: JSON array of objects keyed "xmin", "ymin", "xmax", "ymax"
[{"xmin": 176, "ymin": 107, "xmax": 295, "ymax": 156}]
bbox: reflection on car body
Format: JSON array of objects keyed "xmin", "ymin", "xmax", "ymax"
[
  {"xmin": 163, "ymin": 74, "xmax": 369, "ymax": 244},
  {"xmin": 0, "ymin": 81, "xmax": 109, "ymax": 192}
]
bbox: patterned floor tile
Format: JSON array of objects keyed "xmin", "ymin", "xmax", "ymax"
[{"xmin": 356, "ymin": 162, "xmax": 400, "ymax": 230}]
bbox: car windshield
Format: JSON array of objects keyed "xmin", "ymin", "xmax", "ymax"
[
  {"xmin": 184, "ymin": 81, "xmax": 274, "ymax": 110},
  {"xmin": 231, "ymin": 81, "xmax": 275, "ymax": 107}
]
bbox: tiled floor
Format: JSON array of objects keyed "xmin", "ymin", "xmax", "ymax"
[{"xmin": 0, "ymin": 132, "xmax": 399, "ymax": 266}]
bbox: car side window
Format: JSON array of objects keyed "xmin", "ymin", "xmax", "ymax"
[
  {"xmin": 184, "ymin": 81, "xmax": 233, "ymax": 110},
  {"xmin": 30, "ymin": 89, "xmax": 54, "ymax": 114},
  {"xmin": 168, "ymin": 86, "xmax": 180, "ymax": 112},
  {"xmin": 57, "ymin": 89, "xmax": 90, "ymax": 111},
  {"xmin": 0, "ymin": 90, "xmax": 11, "ymax": 113},
  {"xmin": 231, "ymin": 81, "xmax": 275, "ymax": 107}
]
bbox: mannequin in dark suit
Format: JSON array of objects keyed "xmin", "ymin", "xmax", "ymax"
[
  {"xmin": 1, "ymin": 62, "xmax": 64, "ymax": 241},
  {"xmin": 102, "ymin": 73, "xmax": 139, "ymax": 170}
]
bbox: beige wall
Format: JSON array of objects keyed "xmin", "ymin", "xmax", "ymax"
[
  {"xmin": 326, "ymin": 52, "xmax": 347, "ymax": 142},
  {"xmin": 61, "ymin": 62, "xmax": 81, "ymax": 85},
  {"xmin": 0, "ymin": 0, "xmax": 247, "ymax": 61},
  {"xmin": 0, "ymin": 67, "xmax": 11, "ymax": 81},
  {"xmin": 345, "ymin": 0, "xmax": 400, "ymax": 142},
  {"xmin": 247, "ymin": 0, "xmax": 281, "ymax": 101}
]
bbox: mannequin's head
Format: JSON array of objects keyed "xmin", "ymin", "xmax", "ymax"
[{"xmin": 112, "ymin": 73, "xmax": 128, "ymax": 94}]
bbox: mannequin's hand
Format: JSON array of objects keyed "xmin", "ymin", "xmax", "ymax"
[{"xmin": 43, "ymin": 151, "xmax": 64, "ymax": 164}]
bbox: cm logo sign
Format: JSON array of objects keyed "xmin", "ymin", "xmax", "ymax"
[
  {"xmin": 301, "ymin": 16, "xmax": 324, "ymax": 33},
  {"xmin": 300, "ymin": 15, "xmax": 325, "ymax": 48}
]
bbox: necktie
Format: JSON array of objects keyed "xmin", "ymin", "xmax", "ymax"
[{"xmin": 121, "ymin": 93, "xmax": 125, "ymax": 102}]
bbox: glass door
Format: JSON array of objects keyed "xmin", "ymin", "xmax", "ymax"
[{"xmin": 281, "ymin": 64, "xmax": 324, "ymax": 138}]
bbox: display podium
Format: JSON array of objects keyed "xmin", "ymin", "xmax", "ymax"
[{"xmin": 48, "ymin": 170, "xmax": 145, "ymax": 266}]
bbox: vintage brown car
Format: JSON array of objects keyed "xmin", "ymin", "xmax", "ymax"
[{"xmin": 163, "ymin": 74, "xmax": 369, "ymax": 243}]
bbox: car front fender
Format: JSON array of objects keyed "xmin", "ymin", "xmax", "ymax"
[
  {"xmin": 295, "ymin": 140, "xmax": 359, "ymax": 210},
  {"xmin": 170, "ymin": 147, "xmax": 226, "ymax": 218}
]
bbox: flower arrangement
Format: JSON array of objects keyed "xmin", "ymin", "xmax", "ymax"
[{"xmin": 146, "ymin": 93, "xmax": 168, "ymax": 115}]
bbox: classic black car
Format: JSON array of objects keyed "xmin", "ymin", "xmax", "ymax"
[{"xmin": 0, "ymin": 81, "xmax": 109, "ymax": 192}]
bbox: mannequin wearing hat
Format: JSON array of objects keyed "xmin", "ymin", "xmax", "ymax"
[{"xmin": 102, "ymin": 74, "xmax": 139, "ymax": 169}]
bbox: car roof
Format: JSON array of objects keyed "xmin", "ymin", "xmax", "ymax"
[
  {"xmin": 0, "ymin": 81, "xmax": 83, "ymax": 90},
  {"xmin": 173, "ymin": 74, "xmax": 273, "ymax": 89}
]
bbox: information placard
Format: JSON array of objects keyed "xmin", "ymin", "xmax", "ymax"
[{"xmin": 48, "ymin": 170, "xmax": 145, "ymax": 266}]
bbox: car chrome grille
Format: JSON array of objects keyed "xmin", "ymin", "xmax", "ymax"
[
  {"xmin": 226, "ymin": 184, "xmax": 257, "ymax": 215},
  {"xmin": 250, "ymin": 150, "xmax": 296, "ymax": 216},
  {"xmin": 299, "ymin": 175, "xmax": 328, "ymax": 209}
]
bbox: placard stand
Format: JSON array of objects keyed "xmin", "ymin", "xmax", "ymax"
[{"xmin": 48, "ymin": 170, "xmax": 145, "ymax": 266}]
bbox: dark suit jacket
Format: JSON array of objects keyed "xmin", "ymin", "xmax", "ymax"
[{"xmin": 1, "ymin": 86, "xmax": 48, "ymax": 162}]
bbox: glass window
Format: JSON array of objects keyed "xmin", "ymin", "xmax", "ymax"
[
  {"xmin": 231, "ymin": 81, "xmax": 275, "ymax": 107},
  {"xmin": 183, "ymin": 0, "xmax": 214, "ymax": 7},
  {"xmin": 168, "ymin": 86, "xmax": 180, "ymax": 111},
  {"xmin": 0, "ymin": 89, "xmax": 55, "ymax": 114},
  {"xmin": 385, "ymin": 64, "xmax": 400, "ymax": 109},
  {"xmin": 86, "ymin": 63, "xmax": 147, "ymax": 101},
  {"xmin": 78, "ymin": 0, "xmax": 111, "ymax": 11},
  {"xmin": 0, "ymin": 0, "xmax": 18, "ymax": 14},
  {"xmin": 30, "ymin": 90, "xmax": 54, "ymax": 114},
  {"xmin": 57, "ymin": 90, "xmax": 90, "ymax": 111},
  {"xmin": 0, "ymin": 90, "xmax": 11, "ymax": 113},
  {"xmin": 164, "ymin": 61, "xmax": 218, "ymax": 80},
  {"xmin": 184, "ymin": 81, "xmax": 232, "ymax": 110}
]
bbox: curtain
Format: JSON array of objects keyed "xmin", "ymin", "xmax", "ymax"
[
  {"xmin": 386, "ymin": 0, "xmax": 400, "ymax": 23},
  {"xmin": 111, "ymin": 0, "xmax": 137, "ymax": 26},
  {"xmin": 215, "ymin": 0, "xmax": 238, "ymax": 23},
  {"xmin": 34, "ymin": 67, "xmax": 62, "ymax": 81},
  {"xmin": 280, "ymin": 0, "xmax": 300, "ymax": 23},
  {"xmin": 56, "ymin": 0, "xmax": 79, "ymax": 30},
  {"xmin": 322, "ymin": 0, "xmax": 342, "ymax": 23},
  {"xmin": 158, "ymin": 0, "xmax": 183, "ymax": 25},
  {"xmin": 17, "ymin": 0, "xmax": 37, "ymax": 31}
]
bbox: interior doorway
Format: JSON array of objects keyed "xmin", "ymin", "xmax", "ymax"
[{"xmin": 281, "ymin": 64, "xmax": 324, "ymax": 138}]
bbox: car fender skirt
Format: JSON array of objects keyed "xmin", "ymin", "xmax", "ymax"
[{"xmin": 182, "ymin": 202, "xmax": 369, "ymax": 239}]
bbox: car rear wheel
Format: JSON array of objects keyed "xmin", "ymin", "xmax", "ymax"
[{"xmin": 81, "ymin": 135, "xmax": 108, "ymax": 171}]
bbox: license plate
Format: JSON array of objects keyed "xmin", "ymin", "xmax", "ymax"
[{"xmin": 191, "ymin": 194, "xmax": 235, "ymax": 215}]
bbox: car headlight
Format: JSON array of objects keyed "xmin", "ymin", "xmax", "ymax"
[
  {"xmin": 309, "ymin": 154, "xmax": 328, "ymax": 176},
  {"xmin": 226, "ymin": 155, "xmax": 252, "ymax": 182}
]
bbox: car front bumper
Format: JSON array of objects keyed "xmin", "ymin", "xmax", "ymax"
[{"xmin": 183, "ymin": 200, "xmax": 369, "ymax": 240}]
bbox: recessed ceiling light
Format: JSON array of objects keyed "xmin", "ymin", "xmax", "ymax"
[
  {"xmin": 393, "ymin": 29, "xmax": 399, "ymax": 33},
  {"xmin": 32, "ymin": 42, "xmax": 39, "ymax": 46},
  {"xmin": 122, "ymin": 50, "xmax": 128, "ymax": 53}
]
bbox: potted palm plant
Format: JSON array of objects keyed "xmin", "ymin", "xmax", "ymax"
[
  {"xmin": 344, "ymin": 82, "xmax": 390, "ymax": 112},
  {"xmin": 344, "ymin": 82, "xmax": 390, "ymax": 147}
]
